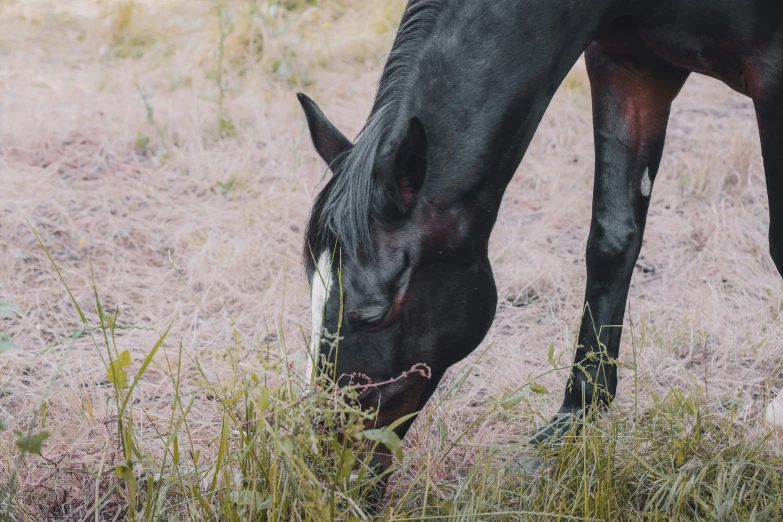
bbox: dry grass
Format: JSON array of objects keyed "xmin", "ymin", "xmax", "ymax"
[{"xmin": 1, "ymin": 0, "xmax": 783, "ymax": 519}]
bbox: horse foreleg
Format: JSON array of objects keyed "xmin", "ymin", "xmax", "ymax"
[
  {"xmin": 532, "ymin": 44, "xmax": 689, "ymax": 445},
  {"xmin": 755, "ymin": 86, "xmax": 783, "ymax": 427}
]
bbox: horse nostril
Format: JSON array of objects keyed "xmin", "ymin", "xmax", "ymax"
[{"xmin": 347, "ymin": 310, "xmax": 362, "ymax": 323}]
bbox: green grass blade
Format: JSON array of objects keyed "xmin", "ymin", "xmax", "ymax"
[{"xmin": 120, "ymin": 321, "xmax": 173, "ymax": 414}]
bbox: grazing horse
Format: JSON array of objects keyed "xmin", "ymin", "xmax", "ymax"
[{"xmin": 299, "ymin": 0, "xmax": 783, "ymax": 471}]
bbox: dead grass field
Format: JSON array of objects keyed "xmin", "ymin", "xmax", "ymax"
[{"xmin": 2, "ymin": 0, "xmax": 783, "ymax": 519}]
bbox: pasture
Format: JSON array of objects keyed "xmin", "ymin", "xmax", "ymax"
[{"xmin": 1, "ymin": 0, "xmax": 783, "ymax": 519}]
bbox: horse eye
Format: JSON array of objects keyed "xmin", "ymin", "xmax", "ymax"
[
  {"xmin": 349, "ymin": 305, "xmax": 389, "ymax": 328},
  {"xmin": 348, "ymin": 255, "xmax": 409, "ymax": 330}
]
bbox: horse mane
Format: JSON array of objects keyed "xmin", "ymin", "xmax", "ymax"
[{"xmin": 304, "ymin": 0, "xmax": 445, "ymax": 267}]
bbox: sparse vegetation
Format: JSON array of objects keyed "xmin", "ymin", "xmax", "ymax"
[
  {"xmin": 5, "ymin": 241, "xmax": 783, "ymax": 520},
  {"xmin": 1, "ymin": 0, "xmax": 782, "ymax": 520},
  {"xmin": 213, "ymin": 2, "xmax": 238, "ymax": 139},
  {"xmin": 136, "ymin": 85, "xmax": 171, "ymax": 163}
]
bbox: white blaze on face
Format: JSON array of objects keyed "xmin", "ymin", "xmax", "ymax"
[{"xmin": 307, "ymin": 251, "xmax": 333, "ymax": 385}]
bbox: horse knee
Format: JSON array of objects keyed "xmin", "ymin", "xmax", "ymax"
[{"xmin": 586, "ymin": 217, "xmax": 639, "ymax": 279}]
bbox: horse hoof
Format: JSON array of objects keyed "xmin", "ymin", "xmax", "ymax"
[{"xmin": 511, "ymin": 449, "xmax": 545, "ymax": 477}]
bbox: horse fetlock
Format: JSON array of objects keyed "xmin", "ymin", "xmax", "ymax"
[{"xmin": 566, "ymin": 365, "xmax": 616, "ymax": 409}]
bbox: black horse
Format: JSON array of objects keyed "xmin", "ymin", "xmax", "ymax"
[{"xmin": 299, "ymin": 0, "xmax": 783, "ymax": 471}]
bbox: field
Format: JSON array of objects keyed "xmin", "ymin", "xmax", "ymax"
[{"xmin": 2, "ymin": 0, "xmax": 783, "ymax": 520}]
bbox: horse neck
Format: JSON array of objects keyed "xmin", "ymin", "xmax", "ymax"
[{"xmin": 393, "ymin": 0, "xmax": 613, "ymax": 208}]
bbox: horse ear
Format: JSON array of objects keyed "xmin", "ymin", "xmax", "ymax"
[
  {"xmin": 386, "ymin": 116, "xmax": 428, "ymax": 214},
  {"xmin": 297, "ymin": 93, "xmax": 353, "ymax": 170}
]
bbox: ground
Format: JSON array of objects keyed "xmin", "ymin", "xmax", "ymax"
[{"xmin": 1, "ymin": 0, "xmax": 783, "ymax": 520}]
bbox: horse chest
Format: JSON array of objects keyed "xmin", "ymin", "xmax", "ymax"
[
  {"xmin": 596, "ymin": 5, "xmax": 782, "ymax": 98},
  {"xmin": 638, "ymin": 26, "xmax": 761, "ymax": 96}
]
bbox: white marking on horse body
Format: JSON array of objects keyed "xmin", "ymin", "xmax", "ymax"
[
  {"xmin": 307, "ymin": 251, "xmax": 333, "ymax": 387},
  {"xmin": 765, "ymin": 388, "xmax": 783, "ymax": 428},
  {"xmin": 640, "ymin": 168, "xmax": 652, "ymax": 197}
]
